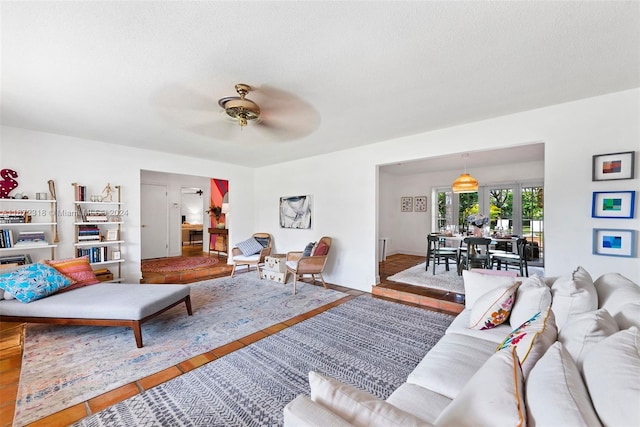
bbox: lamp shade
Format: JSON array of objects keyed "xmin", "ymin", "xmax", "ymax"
[{"xmin": 452, "ymin": 173, "xmax": 479, "ymax": 193}]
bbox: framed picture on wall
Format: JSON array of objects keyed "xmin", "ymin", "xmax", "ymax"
[
  {"xmin": 591, "ymin": 191, "xmax": 636, "ymax": 218},
  {"xmin": 280, "ymin": 195, "xmax": 312, "ymax": 229},
  {"xmin": 592, "ymin": 228, "xmax": 636, "ymax": 258},
  {"xmin": 414, "ymin": 196, "xmax": 427, "ymax": 212},
  {"xmin": 401, "ymin": 196, "xmax": 413, "ymax": 212},
  {"xmin": 592, "ymin": 151, "xmax": 635, "ymax": 181}
]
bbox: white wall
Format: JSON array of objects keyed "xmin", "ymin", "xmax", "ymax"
[
  {"xmin": 255, "ymin": 89, "xmax": 639, "ymax": 290},
  {"xmin": 381, "ymin": 160, "xmax": 545, "ymax": 256},
  {"xmin": 0, "ymin": 127, "xmax": 255, "ymax": 282}
]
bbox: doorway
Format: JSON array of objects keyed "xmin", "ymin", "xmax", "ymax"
[{"xmin": 141, "ymin": 183, "xmax": 168, "ymax": 259}]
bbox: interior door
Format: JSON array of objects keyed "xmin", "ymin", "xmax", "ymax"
[{"xmin": 141, "ymin": 184, "xmax": 168, "ymax": 259}]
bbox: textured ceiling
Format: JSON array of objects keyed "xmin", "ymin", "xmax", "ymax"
[{"xmin": 1, "ymin": 1, "xmax": 639, "ymax": 168}]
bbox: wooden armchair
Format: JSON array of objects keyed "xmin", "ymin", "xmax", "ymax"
[
  {"xmin": 285, "ymin": 237, "xmax": 331, "ymax": 295},
  {"xmin": 230, "ymin": 233, "xmax": 272, "ymax": 278}
]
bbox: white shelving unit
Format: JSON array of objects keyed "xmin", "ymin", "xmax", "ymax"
[
  {"xmin": 72, "ymin": 183, "xmax": 124, "ymax": 283},
  {"xmin": 0, "ymin": 197, "xmax": 59, "ymax": 262}
]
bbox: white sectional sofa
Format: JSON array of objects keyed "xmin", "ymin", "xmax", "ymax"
[{"xmin": 284, "ymin": 267, "xmax": 640, "ymax": 426}]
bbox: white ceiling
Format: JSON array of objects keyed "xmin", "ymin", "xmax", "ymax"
[{"xmin": 1, "ymin": 1, "xmax": 638, "ymax": 169}]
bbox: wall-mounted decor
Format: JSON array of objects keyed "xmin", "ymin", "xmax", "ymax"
[
  {"xmin": 592, "ymin": 151, "xmax": 635, "ymax": 181},
  {"xmin": 593, "ymin": 228, "xmax": 636, "ymax": 257},
  {"xmin": 592, "ymin": 191, "xmax": 636, "ymax": 218},
  {"xmin": 280, "ymin": 195, "xmax": 312, "ymax": 229},
  {"xmin": 401, "ymin": 196, "xmax": 413, "ymax": 212},
  {"xmin": 414, "ymin": 196, "xmax": 427, "ymax": 212}
]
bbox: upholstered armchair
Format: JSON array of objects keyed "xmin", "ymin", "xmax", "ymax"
[
  {"xmin": 230, "ymin": 233, "xmax": 272, "ymax": 278},
  {"xmin": 285, "ymin": 237, "xmax": 331, "ymax": 295}
]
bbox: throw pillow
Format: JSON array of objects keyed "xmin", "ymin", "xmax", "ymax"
[
  {"xmin": 308, "ymin": 371, "xmax": 432, "ymax": 427},
  {"xmin": 434, "ymin": 347, "xmax": 525, "ymax": 427},
  {"xmin": 313, "ymin": 241, "xmax": 329, "ymax": 256},
  {"xmin": 497, "ymin": 306, "xmax": 558, "ymax": 377},
  {"xmin": 254, "ymin": 236, "xmax": 270, "ymax": 248},
  {"xmin": 594, "ymin": 272, "xmax": 640, "ymax": 327},
  {"xmin": 509, "ymin": 274, "xmax": 552, "ymax": 329},
  {"xmin": 551, "ymin": 266, "xmax": 598, "ymax": 330},
  {"xmin": 303, "ymin": 241, "xmax": 316, "ymax": 257},
  {"xmin": 558, "ymin": 308, "xmax": 619, "ymax": 371},
  {"xmin": 469, "ymin": 283, "xmax": 519, "ymax": 330},
  {"xmin": 235, "ymin": 237, "xmax": 264, "ymax": 256},
  {"xmin": 582, "ymin": 327, "xmax": 640, "ymax": 427},
  {"xmin": 0, "ymin": 263, "xmax": 75, "ymax": 303},
  {"xmin": 46, "ymin": 256, "xmax": 100, "ymax": 293},
  {"xmin": 526, "ymin": 342, "xmax": 601, "ymax": 426},
  {"xmin": 462, "ymin": 270, "xmax": 517, "ymax": 309}
]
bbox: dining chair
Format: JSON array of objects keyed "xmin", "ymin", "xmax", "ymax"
[
  {"xmin": 426, "ymin": 235, "xmax": 458, "ymax": 275},
  {"xmin": 491, "ymin": 238, "xmax": 529, "ymax": 277},
  {"xmin": 458, "ymin": 237, "xmax": 492, "ymax": 274}
]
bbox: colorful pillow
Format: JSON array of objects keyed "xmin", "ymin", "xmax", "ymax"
[
  {"xmin": 469, "ymin": 283, "xmax": 519, "ymax": 330},
  {"xmin": 313, "ymin": 241, "xmax": 329, "ymax": 256},
  {"xmin": 526, "ymin": 341, "xmax": 602, "ymax": 426},
  {"xmin": 509, "ymin": 274, "xmax": 552, "ymax": 329},
  {"xmin": 462, "ymin": 270, "xmax": 517, "ymax": 309},
  {"xmin": 497, "ymin": 306, "xmax": 557, "ymax": 376},
  {"xmin": 558, "ymin": 308, "xmax": 619, "ymax": 370},
  {"xmin": 551, "ymin": 266, "xmax": 598, "ymax": 330},
  {"xmin": 308, "ymin": 371, "xmax": 431, "ymax": 427},
  {"xmin": 582, "ymin": 327, "xmax": 640, "ymax": 427},
  {"xmin": 235, "ymin": 237, "xmax": 264, "ymax": 256},
  {"xmin": 434, "ymin": 347, "xmax": 525, "ymax": 427},
  {"xmin": 0, "ymin": 262, "xmax": 75, "ymax": 303},
  {"xmin": 46, "ymin": 256, "xmax": 100, "ymax": 293}
]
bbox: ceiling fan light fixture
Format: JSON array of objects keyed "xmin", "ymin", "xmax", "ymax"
[{"xmin": 218, "ymin": 84, "xmax": 260, "ymax": 128}]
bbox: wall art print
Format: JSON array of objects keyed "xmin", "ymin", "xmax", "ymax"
[
  {"xmin": 592, "ymin": 151, "xmax": 635, "ymax": 181},
  {"xmin": 414, "ymin": 196, "xmax": 427, "ymax": 212},
  {"xmin": 592, "ymin": 228, "xmax": 636, "ymax": 258},
  {"xmin": 591, "ymin": 191, "xmax": 636, "ymax": 219},
  {"xmin": 280, "ymin": 195, "xmax": 312, "ymax": 229},
  {"xmin": 401, "ymin": 196, "xmax": 413, "ymax": 212}
]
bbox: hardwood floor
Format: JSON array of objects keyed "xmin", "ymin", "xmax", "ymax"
[{"xmin": 0, "ymin": 253, "xmax": 460, "ymax": 426}]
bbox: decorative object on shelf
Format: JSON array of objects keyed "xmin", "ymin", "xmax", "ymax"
[
  {"xmin": 0, "ymin": 169, "xmax": 19, "ymax": 199},
  {"xmin": 47, "ymin": 180, "xmax": 59, "ymax": 243},
  {"xmin": 592, "ymin": 151, "xmax": 635, "ymax": 181},
  {"xmin": 36, "ymin": 192, "xmax": 48, "ymax": 200},
  {"xmin": 106, "ymin": 229, "xmax": 119, "ymax": 241},
  {"xmin": 592, "ymin": 191, "xmax": 636, "ymax": 219},
  {"xmin": 401, "ymin": 196, "xmax": 413, "ymax": 212},
  {"xmin": 593, "ymin": 228, "xmax": 636, "ymax": 257},
  {"xmin": 414, "ymin": 196, "xmax": 427, "ymax": 212},
  {"xmin": 101, "ymin": 183, "xmax": 115, "ymax": 202},
  {"xmin": 452, "ymin": 153, "xmax": 479, "ymax": 193},
  {"xmin": 280, "ymin": 195, "xmax": 312, "ymax": 229}
]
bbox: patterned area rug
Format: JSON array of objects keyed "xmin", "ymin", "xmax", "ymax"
[
  {"xmin": 74, "ymin": 296, "xmax": 454, "ymax": 426},
  {"xmin": 141, "ymin": 256, "xmax": 219, "ymax": 273},
  {"xmin": 14, "ymin": 276, "xmax": 347, "ymax": 427},
  {"xmin": 388, "ymin": 262, "xmax": 466, "ymax": 293}
]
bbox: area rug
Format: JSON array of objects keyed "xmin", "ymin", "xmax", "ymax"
[
  {"xmin": 74, "ymin": 295, "xmax": 455, "ymax": 426},
  {"xmin": 141, "ymin": 256, "xmax": 219, "ymax": 272},
  {"xmin": 14, "ymin": 276, "xmax": 347, "ymax": 427}
]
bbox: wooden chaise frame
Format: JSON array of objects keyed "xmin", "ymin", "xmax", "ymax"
[{"xmin": 0, "ymin": 295, "xmax": 192, "ymax": 348}]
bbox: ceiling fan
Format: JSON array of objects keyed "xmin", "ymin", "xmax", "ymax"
[{"xmin": 218, "ymin": 84, "xmax": 260, "ymax": 128}]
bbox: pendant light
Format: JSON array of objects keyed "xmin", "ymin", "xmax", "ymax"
[{"xmin": 452, "ymin": 153, "xmax": 479, "ymax": 193}]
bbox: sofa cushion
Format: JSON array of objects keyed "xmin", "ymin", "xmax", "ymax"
[
  {"xmin": 582, "ymin": 327, "xmax": 640, "ymax": 427},
  {"xmin": 434, "ymin": 347, "xmax": 525, "ymax": 427},
  {"xmin": 308, "ymin": 371, "xmax": 432, "ymax": 427},
  {"xmin": 551, "ymin": 266, "xmax": 598, "ymax": 330},
  {"xmin": 526, "ymin": 341, "xmax": 602, "ymax": 427},
  {"xmin": 0, "ymin": 262, "xmax": 75, "ymax": 303},
  {"xmin": 594, "ymin": 273, "xmax": 640, "ymax": 328},
  {"xmin": 407, "ymin": 333, "xmax": 498, "ymax": 399},
  {"xmin": 46, "ymin": 256, "xmax": 100, "ymax": 293},
  {"xmin": 235, "ymin": 237, "xmax": 264, "ymax": 256},
  {"xmin": 469, "ymin": 283, "xmax": 518, "ymax": 330},
  {"xmin": 386, "ymin": 383, "xmax": 452, "ymax": 424},
  {"xmin": 509, "ymin": 275, "xmax": 552, "ymax": 329},
  {"xmin": 497, "ymin": 307, "xmax": 557, "ymax": 377},
  {"xmin": 446, "ymin": 310, "xmax": 513, "ymax": 344},
  {"xmin": 283, "ymin": 395, "xmax": 356, "ymax": 427},
  {"xmin": 558, "ymin": 308, "xmax": 619, "ymax": 370},
  {"xmin": 462, "ymin": 270, "xmax": 518, "ymax": 309}
]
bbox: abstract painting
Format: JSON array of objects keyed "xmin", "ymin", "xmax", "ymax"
[
  {"xmin": 280, "ymin": 195, "xmax": 312, "ymax": 229},
  {"xmin": 593, "ymin": 228, "xmax": 636, "ymax": 257}
]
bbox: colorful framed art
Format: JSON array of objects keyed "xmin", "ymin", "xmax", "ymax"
[
  {"xmin": 591, "ymin": 191, "xmax": 636, "ymax": 219},
  {"xmin": 592, "ymin": 151, "xmax": 635, "ymax": 181},
  {"xmin": 592, "ymin": 228, "xmax": 636, "ymax": 258}
]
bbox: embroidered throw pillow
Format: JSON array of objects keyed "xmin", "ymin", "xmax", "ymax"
[
  {"xmin": 0, "ymin": 262, "xmax": 75, "ymax": 303},
  {"xmin": 46, "ymin": 256, "xmax": 100, "ymax": 293},
  {"xmin": 497, "ymin": 306, "xmax": 558, "ymax": 376},
  {"xmin": 469, "ymin": 283, "xmax": 519, "ymax": 330},
  {"xmin": 235, "ymin": 237, "xmax": 264, "ymax": 256}
]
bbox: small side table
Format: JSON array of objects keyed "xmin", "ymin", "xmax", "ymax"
[{"xmin": 208, "ymin": 228, "xmax": 228, "ymax": 257}]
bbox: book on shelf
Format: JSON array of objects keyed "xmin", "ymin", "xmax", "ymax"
[
  {"xmin": 0, "ymin": 229, "xmax": 15, "ymax": 248},
  {"xmin": 14, "ymin": 231, "xmax": 47, "ymax": 246},
  {"xmin": 76, "ymin": 185, "xmax": 87, "ymax": 202},
  {"xmin": 0, "ymin": 253, "xmax": 32, "ymax": 265},
  {"xmin": 77, "ymin": 246, "xmax": 108, "ymax": 263},
  {"xmin": 0, "ymin": 210, "xmax": 30, "ymax": 224}
]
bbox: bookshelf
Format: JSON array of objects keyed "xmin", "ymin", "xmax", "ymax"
[
  {"xmin": 0, "ymin": 196, "xmax": 58, "ymax": 264},
  {"xmin": 72, "ymin": 183, "xmax": 124, "ymax": 283}
]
